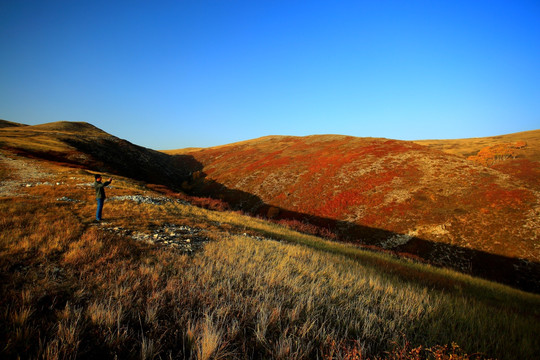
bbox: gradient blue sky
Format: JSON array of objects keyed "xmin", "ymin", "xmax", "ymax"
[{"xmin": 1, "ymin": 0, "xmax": 539, "ymax": 149}]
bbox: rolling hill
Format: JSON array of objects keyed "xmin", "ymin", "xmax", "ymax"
[
  {"xmin": 0, "ymin": 120, "xmax": 192, "ymax": 188},
  {"xmin": 413, "ymin": 130, "xmax": 540, "ymax": 160},
  {"xmin": 167, "ymin": 133, "xmax": 540, "ymax": 292}
]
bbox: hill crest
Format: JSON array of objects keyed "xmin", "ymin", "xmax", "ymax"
[
  {"xmin": 413, "ymin": 129, "xmax": 540, "ymax": 159},
  {"xmin": 27, "ymin": 121, "xmax": 106, "ymax": 135}
]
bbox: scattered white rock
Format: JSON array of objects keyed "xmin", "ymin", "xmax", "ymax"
[
  {"xmin": 57, "ymin": 196, "xmax": 80, "ymax": 202},
  {"xmin": 23, "ymin": 181, "xmax": 54, "ymax": 187},
  {"xmin": 380, "ymin": 234, "xmax": 413, "ymax": 249},
  {"xmin": 76, "ymin": 182, "xmax": 94, "ymax": 187},
  {"xmin": 109, "ymin": 195, "xmax": 172, "ymax": 205}
]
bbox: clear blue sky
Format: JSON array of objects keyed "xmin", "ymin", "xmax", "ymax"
[{"xmin": 1, "ymin": 0, "xmax": 539, "ymax": 149}]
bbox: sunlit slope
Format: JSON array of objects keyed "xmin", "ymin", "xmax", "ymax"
[
  {"xmin": 413, "ymin": 129, "xmax": 540, "ymax": 160},
  {"xmin": 179, "ymin": 135, "xmax": 539, "ymax": 288}
]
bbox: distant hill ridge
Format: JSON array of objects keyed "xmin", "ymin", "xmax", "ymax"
[
  {"xmin": 0, "ymin": 119, "xmax": 27, "ymax": 128},
  {"xmin": 413, "ymin": 129, "xmax": 540, "ymax": 160}
]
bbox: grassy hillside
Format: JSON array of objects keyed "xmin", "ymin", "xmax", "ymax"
[
  {"xmin": 0, "ymin": 121, "xmax": 192, "ymax": 189},
  {"xmin": 413, "ymin": 129, "xmax": 540, "ymax": 160},
  {"xmin": 171, "ymin": 134, "xmax": 540, "ymax": 292},
  {"xmin": 1, "ymin": 147, "xmax": 539, "ymax": 359},
  {"xmin": 0, "ymin": 119, "xmax": 27, "ymax": 128}
]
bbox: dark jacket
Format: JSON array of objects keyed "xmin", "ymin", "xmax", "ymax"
[{"xmin": 94, "ymin": 180, "xmax": 111, "ymax": 199}]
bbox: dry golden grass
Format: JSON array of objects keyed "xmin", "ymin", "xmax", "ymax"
[
  {"xmin": 1, "ymin": 153, "xmax": 539, "ymax": 359},
  {"xmin": 413, "ymin": 129, "xmax": 540, "ymax": 160},
  {"xmin": 0, "ymin": 121, "xmax": 103, "ymax": 154}
]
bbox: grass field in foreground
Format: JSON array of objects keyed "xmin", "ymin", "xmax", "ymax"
[{"xmin": 1, "ymin": 164, "xmax": 539, "ymax": 359}]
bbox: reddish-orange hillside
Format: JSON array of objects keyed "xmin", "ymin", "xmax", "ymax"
[{"xmin": 177, "ymin": 135, "xmax": 539, "ymax": 290}]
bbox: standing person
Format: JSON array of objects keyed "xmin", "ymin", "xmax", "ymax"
[{"xmin": 94, "ymin": 174, "xmax": 112, "ymax": 222}]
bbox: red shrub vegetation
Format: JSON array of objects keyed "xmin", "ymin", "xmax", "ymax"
[
  {"xmin": 481, "ymin": 183, "xmax": 533, "ymax": 209},
  {"xmin": 324, "ymin": 340, "xmax": 491, "ymax": 360},
  {"xmin": 492, "ymin": 158, "xmax": 540, "ymax": 188}
]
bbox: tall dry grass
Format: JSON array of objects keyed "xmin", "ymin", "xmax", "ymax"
[{"xmin": 1, "ymin": 167, "xmax": 539, "ymax": 359}]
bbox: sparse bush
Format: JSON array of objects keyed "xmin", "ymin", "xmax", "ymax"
[
  {"xmin": 267, "ymin": 206, "xmax": 280, "ymax": 219},
  {"xmin": 195, "ymin": 313, "xmax": 226, "ymax": 360},
  {"xmin": 276, "ymin": 218, "xmax": 337, "ymax": 239},
  {"xmin": 189, "ymin": 195, "xmax": 230, "ymax": 211}
]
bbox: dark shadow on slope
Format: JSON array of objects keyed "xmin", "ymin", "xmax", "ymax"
[
  {"xmin": 275, "ymin": 207, "xmax": 540, "ymax": 294},
  {"xmin": 3, "ymin": 133, "xmax": 196, "ymax": 189},
  {"xmin": 396, "ymin": 237, "xmax": 540, "ymax": 294},
  {"xmin": 60, "ymin": 136, "xmax": 195, "ymax": 188},
  {"xmin": 1, "ymin": 128, "xmax": 204, "ymax": 191}
]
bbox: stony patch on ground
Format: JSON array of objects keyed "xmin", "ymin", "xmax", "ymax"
[
  {"xmin": 0, "ymin": 152, "xmax": 53, "ymax": 196},
  {"xmin": 104, "ymin": 223, "xmax": 209, "ymax": 253},
  {"xmin": 108, "ymin": 194, "xmax": 190, "ymax": 206},
  {"xmin": 102, "ymin": 222, "xmax": 282, "ymax": 254}
]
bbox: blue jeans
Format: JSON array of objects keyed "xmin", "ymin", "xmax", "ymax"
[{"xmin": 96, "ymin": 198, "xmax": 104, "ymax": 221}]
